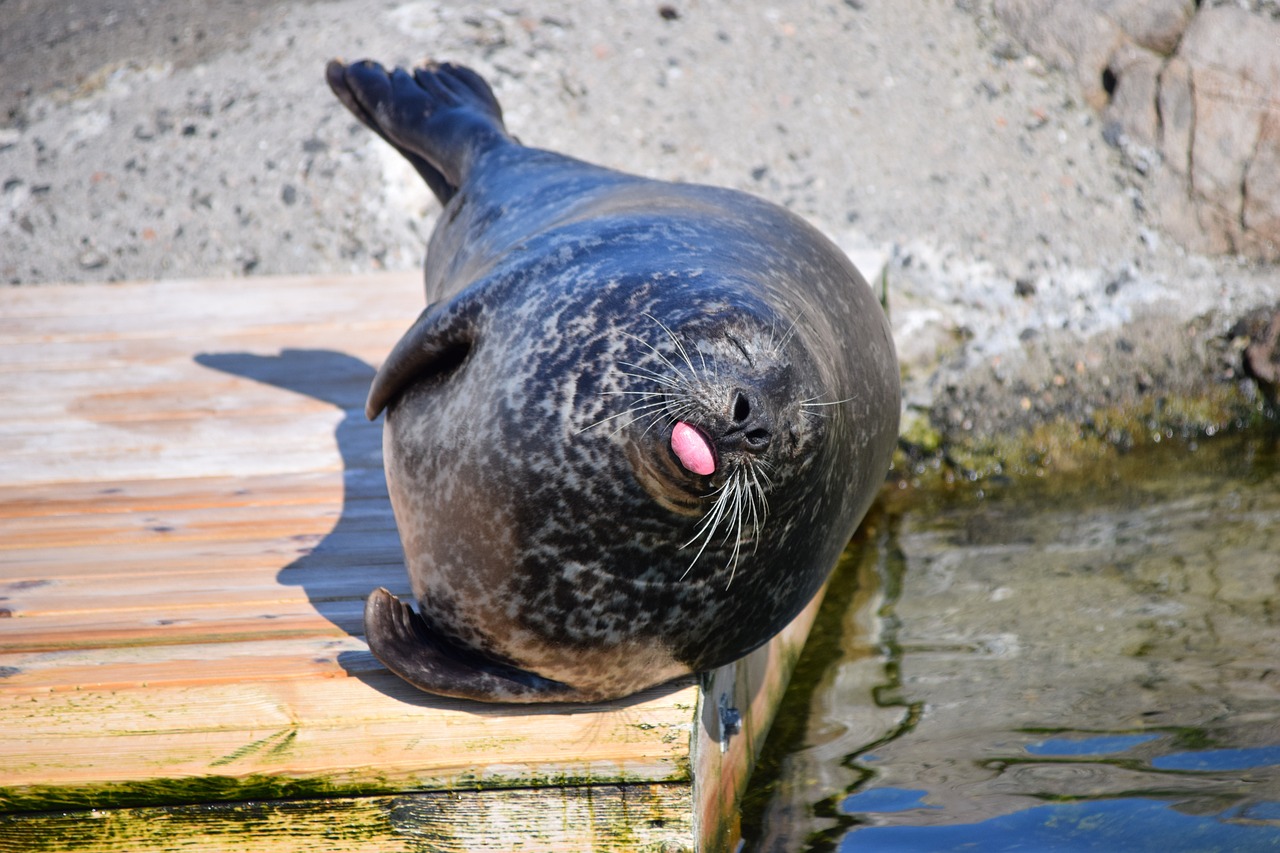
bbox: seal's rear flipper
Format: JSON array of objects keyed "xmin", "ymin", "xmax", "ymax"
[
  {"xmin": 363, "ymin": 587, "xmax": 583, "ymax": 703},
  {"xmin": 326, "ymin": 59, "xmax": 509, "ymax": 204}
]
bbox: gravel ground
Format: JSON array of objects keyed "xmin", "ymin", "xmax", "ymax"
[{"xmin": 4, "ymin": 0, "xmax": 1278, "ymax": 453}]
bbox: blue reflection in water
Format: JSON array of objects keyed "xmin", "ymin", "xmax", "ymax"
[
  {"xmin": 1246, "ymin": 802, "xmax": 1280, "ymax": 821},
  {"xmin": 839, "ymin": 797, "xmax": 1280, "ymax": 852},
  {"xmin": 841, "ymin": 787, "xmax": 940, "ymax": 814},
  {"xmin": 1153, "ymin": 744, "xmax": 1280, "ymax": 772},
  {"xmin": 1027, "ymin": 733, "xmax": 1160, "ymax": 756}
]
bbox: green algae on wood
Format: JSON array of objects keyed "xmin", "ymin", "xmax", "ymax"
[
  {"xmin": 0, "ymin": 773, "xmax": 381, "ymax": 814},
  {"xmin": 0, "ymin": 784, "xmax": 695, "ymax": 853}
]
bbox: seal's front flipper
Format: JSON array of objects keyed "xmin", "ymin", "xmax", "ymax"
[
  {"xmin": 364, "ymin": 283, "xmax": 491, "ymax": 419},
  {"xmin": 363, "ymin": 588, "xmax": 581, "ymax": 703},
  {"xmin": 326, "ymin": 58, "xmax": 509, "ymax": 204}
]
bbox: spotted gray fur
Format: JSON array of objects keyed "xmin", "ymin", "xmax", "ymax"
[{"xmin": 327, "ymin": 58, "xmax": 900, "ymax": 703}]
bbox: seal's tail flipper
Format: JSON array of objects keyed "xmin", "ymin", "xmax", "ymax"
[
  {"xmin": 326, "ymin": 59, "xmax": 509, "ymax": 204},
  {"xmin": 363, "ymin": 587, "xmax": 587, "ymax": 704}
]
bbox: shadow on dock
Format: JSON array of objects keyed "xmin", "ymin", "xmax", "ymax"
[
  {"xmin": 194, "ymin": 349, "xmax": 695, "ymax": 713},
  {"xmin": 195, "ymin": 349, "xmax": 404, "ymax": 674}
]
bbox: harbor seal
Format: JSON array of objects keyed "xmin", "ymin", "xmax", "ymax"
[{"xmin": 326, "ymin": 58, "xmax": 899, "ymax": 703}]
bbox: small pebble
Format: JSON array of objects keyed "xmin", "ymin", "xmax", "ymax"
[{"xmin": 78, "ymin": 247, "xmax": 109, "ymax": 270}]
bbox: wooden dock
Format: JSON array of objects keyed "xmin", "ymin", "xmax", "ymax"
[{"xmin": 0, "ymin": 273, "xmax": 824, "ymax": 851}]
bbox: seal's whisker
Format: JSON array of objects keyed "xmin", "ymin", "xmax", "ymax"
[
  {"xmin": 765, "ymin": 312, "xmax": 803, "ymax": 358},
  {"xmin": 676, "ymin": 343, "xmax": 701, "ymax": 385},
  {"xmin": 748, "ymin": 455, "xmax": 777, "ymax": 483},
  {"xmin": 580, "ymin": 409, "xmax": 639, "ymax": 437},
  {"xmin": 665, "ymin": 399, "xmax": 700, "ymax": 421},
  {"xmin": 578, "ymin": 397, "xmax": 660, "ymax": 426},
  {"xmin": 799, "ymin": 393, "xmax": 858, "ymax": 407},
  {"xmin": 575, "ymin": 412, "xmax": 625, "ymax": 435},
  {"xmin": 680, "ymin": 476, "xmax": 735, "ymax": 579},
  {"xmin": 656, "ymin": 412, "xmax": 692, "ymax": 437},
  {"xmin": 637, "ymin": 405, "xmax": 680, "ymax": 439},
  {"xmin": 577, "ymin": 396, "xmax": 672, "ymax": 435},
  {"xmin": 746, "ymin": 464, "xmax": 770, "ymax": 528},
  {"xmin": 621, "ymin": 333, "xmax": 689, "ymax": 385},
  {"xmin": 611, "ymin": 402, "xmax": 683, "ymax": 439},
  {"xmin": 643, "ymin": 313, "xmax": 700, "ymax": 383},
  {"xmin": 677, "ymin": 462, "xmax": 770, "ymax": 588},
  {"xmin": 626, "ymin": 401, "xmax": 677, "ymax": 421},
  {"xmin": 727, "ymin": 468, "xmax": 761, "ymax": 587},
  {"xmin": 739, "ymin": 470, "xmax": 759, "ymax": 539},
  {"xmin": 617, "ymin": 365, "xmax": 681, "ymax": 390},
  {"xmin": 695, "ymin": 345, "xmax": 710, "ymax": 378},
  {"xmin": 798, "ymin": 393, "xmax": 857, "ymax": 422},
  {"xmin": 722, "ymin": 475, "xmax": 745, "ymax": 587},
  {"xmin": 612, "ymin": 401, "xmax": 679, "ymax": 439}
]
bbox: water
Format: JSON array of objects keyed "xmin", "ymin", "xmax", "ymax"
[{"xmin": 742, "ymin": 432, "xmax": 1280, "ymax": 851}]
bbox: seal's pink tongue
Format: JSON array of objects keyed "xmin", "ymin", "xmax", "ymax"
[{"xmin": 671, "ymin": 421, "xmax": 716, "ymax": 475}]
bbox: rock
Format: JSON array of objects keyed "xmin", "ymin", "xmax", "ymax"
[
  {"xmin": 1235, "ymin": 304, "xmax": 1280, "ymax": 407},
  {"xmin": 991, "ymin": 0, "xmax": 1195, "ymax": 109},
  {"xmin": 992, "ymin": 1, "xmax": 1112, "ymax": 108},
  {"xmin": 1103, "ymin": 41, "xmax": 1162, "ymax": 152},
  {"xmin": 77, "ymin": 246, "xmax": 109, "ymax": 270},
  {"xmin": 1107, "ymin": 0, "xmax": 1195, "ymax": 55},
  {"xmin": 994, "ymin": 0, "xmax": 1280, "ymax": 262},
  {"xmin": 1172, "ymin": 8, "xmax": 1280, "ymax": 258},
  {"xmin": 1246, "ymin": 120, "xmax": 1280, "ymax": 261}
]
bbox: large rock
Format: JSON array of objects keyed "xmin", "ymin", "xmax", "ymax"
[{"xmin": 994, "ymin": 0, "xmax": 1280, "ymax": 262}]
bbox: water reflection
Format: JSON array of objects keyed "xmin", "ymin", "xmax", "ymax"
[
  {"xmin": 743, "ymin": 433, "xmax": 1280, "ymax": 851},
  {"xmin": 841, "ymin": 797, "xmax": 1280, "ymax": 852},
  {"xmin": 1153, "ymin": 744, "xmax": 1280, "ymax": 773},
  {"xmin": 1026, "ymin": 733, "xmax": 1160, "ymax": 756}
]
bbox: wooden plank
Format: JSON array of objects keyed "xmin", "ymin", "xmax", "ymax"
[
  {"xmin": 0, "ymin": 470, "xmax": 383, "ymax": 519},
  {"xmin": 691, "ymin": 587, "xmax": 826, "ymax": 851},
  {"xmin": 0, "ymin": 562, "xmax": 406, "ymax": 615},
  {"xmin": 0, "ymin": 449, "xmax": 347, "ymax": 488},
  {"xmin": 0, "ymin": 273, "xmax": 419, "ymax": 330},
  {"xmin": 0, "ymin": 331, "xmax": 391, "ymax": 371},
  {"xmin": 0, "ymin": 479, "xmax": 393, "ymax": 534},
  {"xmin": 0, "ymin": 601, "xmax": 362, "ymax": 653},
  {"xmin": 0, "ymin": 637, "xmax": 383, "ymax": 693},
  {"xmin": 3, "ymin": 533, "xmax": 407, "ymax": 576},
  {"xmin": 0, "ymin": 411, "xmax": 365, "ymax": 486},
  {"xmin": 0, "ymin": 784, "xmax": 694, "ymax": 853},
  {"xmin": 1, "ymin": 674, "xmax": 697, "ymax": 801},
  {"xmin": 0, "ymin": 501, "xmax": 352, "ymax": 552},
  {"xmin": 0, "ymin": 274, "xmax": 828, "ymax": 850},
  {"xmin": 2, "ymin": 381, "xmax": 358, "ymax": 425}
]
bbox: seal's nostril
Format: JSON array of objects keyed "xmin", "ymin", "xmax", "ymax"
[
  {"xmin": 733, "ymin": 390, "xmax": 751, "ymax": 423},
  {"xmin": 745, "ymin": 427, "xmax": 771, "ymax": 450}
]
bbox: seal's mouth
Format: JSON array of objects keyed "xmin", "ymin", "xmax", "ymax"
[
  {"xmin": 626, "ymin": 424, "xmax": 717, "ymax": 517},
  {"xmin": 671, "ymin": 421, "xmax": 717, "ymax": 475}
]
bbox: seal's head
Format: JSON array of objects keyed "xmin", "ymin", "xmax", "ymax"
[{"xmin": 605, "ymin": 308, "xmax": 833, "ymax": 580}]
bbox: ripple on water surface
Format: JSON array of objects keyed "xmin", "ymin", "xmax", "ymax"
[{"xmin": 741, "ymin": 432, "xmax": 1280, "ymax": 852}]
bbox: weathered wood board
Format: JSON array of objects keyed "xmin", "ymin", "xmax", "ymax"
[{"xmin": 0, "ymin": 274, "xmax": 824, "ymax": 851}]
